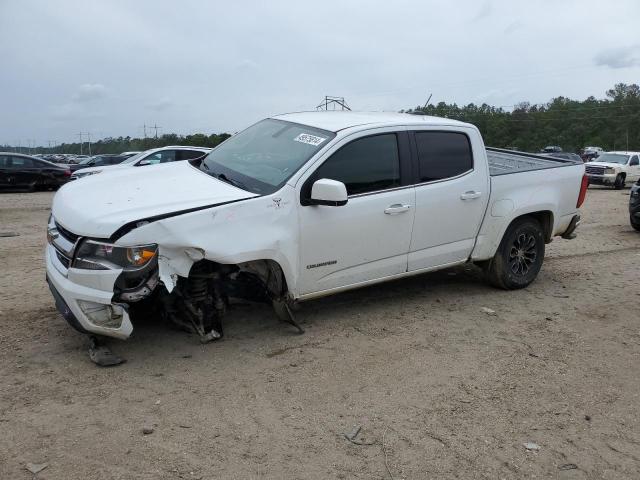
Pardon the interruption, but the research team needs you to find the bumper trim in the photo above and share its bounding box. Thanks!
[47,276,90,334]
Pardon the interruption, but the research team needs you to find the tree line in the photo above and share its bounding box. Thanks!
[401,83,640,153]
[2,132,231,156]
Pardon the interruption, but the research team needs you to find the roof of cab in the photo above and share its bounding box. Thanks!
[271,111,470,133]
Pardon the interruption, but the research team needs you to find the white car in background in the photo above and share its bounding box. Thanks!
[584,151,640,189]
[71,146,211,180]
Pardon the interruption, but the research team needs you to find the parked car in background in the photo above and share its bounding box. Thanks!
[630,179,640,231]
[70,154,131,172]
[70,146,211,180]
[585,151,640,189]
[541,146,563,153]
[542,152,582,162]
[120,151,141,157]
[582,146,603,162]
[0,153,70,191]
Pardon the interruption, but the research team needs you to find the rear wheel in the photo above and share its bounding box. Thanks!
[486,217,545,290]
[631,215,640,232]
[614,174,625,190]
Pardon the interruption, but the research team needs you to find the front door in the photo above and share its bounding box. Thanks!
[298,132,415,295]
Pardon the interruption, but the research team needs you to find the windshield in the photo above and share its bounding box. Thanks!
[596,153,629,164]
[200,119,335,194]
[79,157,94,165]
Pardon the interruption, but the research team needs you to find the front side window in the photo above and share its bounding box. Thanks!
[0,155,9,167]
[630,156,639,166]
[310,134,400,196]
[414,131,473,182]
[142,150,176,165]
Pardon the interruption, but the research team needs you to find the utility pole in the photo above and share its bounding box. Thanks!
[423,93,433,110]
[626,127,629,151]
[86,132,92,156]
[77,133,84,155]
[152,124,161,139]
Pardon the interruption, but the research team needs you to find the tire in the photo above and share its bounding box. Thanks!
[486,217,545,290]
[614,174,625,190]
[631,216,640,232]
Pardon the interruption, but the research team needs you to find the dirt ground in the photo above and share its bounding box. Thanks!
[0,186,639,479]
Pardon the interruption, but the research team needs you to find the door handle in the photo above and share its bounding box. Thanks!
[384,204,412,215]
[460,191,482,200]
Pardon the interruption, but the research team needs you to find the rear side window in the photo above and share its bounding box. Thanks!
[10,156,34,167]
[414,131,473,182]
[311,134,400,196]
[178,150,207,161]
[0,155,9,167]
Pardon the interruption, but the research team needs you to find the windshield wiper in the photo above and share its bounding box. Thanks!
[216,172,247,190]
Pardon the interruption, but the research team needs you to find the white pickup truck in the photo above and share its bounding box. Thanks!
[584,151,640,189]
[45,112,587,348]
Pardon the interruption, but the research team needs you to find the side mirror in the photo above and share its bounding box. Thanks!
[310,179,348,206]
[137,159,151,166]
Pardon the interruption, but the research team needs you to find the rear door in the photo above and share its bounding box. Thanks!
[8,156,36,187]
[298,130,415,295]
[408,129,490,271]
[0,155,9,186]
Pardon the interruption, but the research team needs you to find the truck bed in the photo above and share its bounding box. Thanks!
[486,148,579,176]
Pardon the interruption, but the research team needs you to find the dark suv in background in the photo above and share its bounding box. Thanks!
[630,180,640,231]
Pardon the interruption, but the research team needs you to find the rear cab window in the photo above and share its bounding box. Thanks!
[413,131,473,182]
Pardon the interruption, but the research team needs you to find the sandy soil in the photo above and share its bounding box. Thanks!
[0,186,639,479]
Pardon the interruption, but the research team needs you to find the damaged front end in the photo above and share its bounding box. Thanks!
[153,258,301,342]
[107,243,300,342]
[48,217,300,345]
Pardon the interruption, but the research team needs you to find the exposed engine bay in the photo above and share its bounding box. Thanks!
[113,258,302,343]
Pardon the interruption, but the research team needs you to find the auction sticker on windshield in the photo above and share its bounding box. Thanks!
[294,133,326,146]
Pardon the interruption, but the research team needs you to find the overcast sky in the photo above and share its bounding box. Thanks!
[1,0,639,146]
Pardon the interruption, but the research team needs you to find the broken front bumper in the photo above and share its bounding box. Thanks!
[45,244,134,339]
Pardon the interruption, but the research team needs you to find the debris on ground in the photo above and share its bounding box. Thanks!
[343,425,376,445]
[558,463,578,470]
[0,232,20,238]
[142,426,155,435]
[523,442,541,451]
[88,337,125,367]
[25,462,48,474]
[480,307,497,316]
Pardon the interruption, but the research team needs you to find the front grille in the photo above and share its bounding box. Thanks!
[55,250,70,268]
[55,222,79,243]
[585,165,605,175]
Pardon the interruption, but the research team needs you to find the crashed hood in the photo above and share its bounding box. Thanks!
[52,161,257,238]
